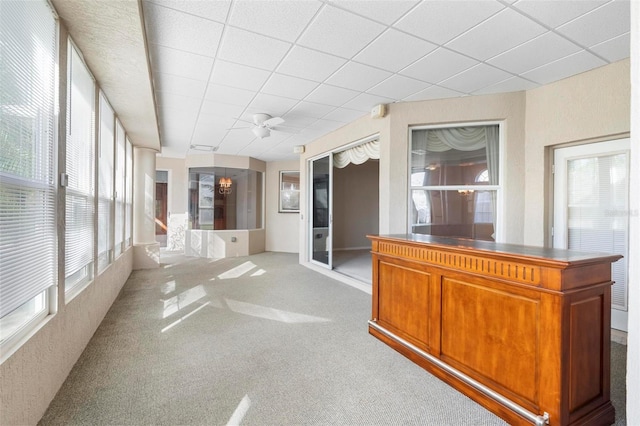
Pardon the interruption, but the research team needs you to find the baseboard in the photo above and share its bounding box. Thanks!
[611,329,627,345]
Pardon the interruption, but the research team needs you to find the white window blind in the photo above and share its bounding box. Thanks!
[65,42,95,291]
[125,138,133,247]
[114,120,125,257]
[98,93,114,271]
[0,0,57,319]
[567,153,629,310]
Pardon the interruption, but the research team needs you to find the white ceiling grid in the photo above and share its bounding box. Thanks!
[142,0,631,161]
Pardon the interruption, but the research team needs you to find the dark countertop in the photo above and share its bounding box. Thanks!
[368,234,622,265]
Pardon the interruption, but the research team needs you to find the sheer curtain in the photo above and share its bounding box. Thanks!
[334,139,379,168]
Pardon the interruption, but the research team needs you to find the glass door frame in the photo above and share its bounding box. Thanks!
[308,154,333,269]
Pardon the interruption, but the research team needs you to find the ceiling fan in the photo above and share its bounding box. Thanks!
[230,113,288,139]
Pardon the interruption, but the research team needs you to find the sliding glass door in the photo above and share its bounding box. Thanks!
[310,155,332,268]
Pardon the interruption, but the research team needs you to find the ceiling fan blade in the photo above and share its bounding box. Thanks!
[263,116,284,127]
[226,126,251,130]
[272,126,299,134]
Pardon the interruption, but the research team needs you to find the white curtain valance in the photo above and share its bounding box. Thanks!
[414,127,488,152]
[334,139,379,168]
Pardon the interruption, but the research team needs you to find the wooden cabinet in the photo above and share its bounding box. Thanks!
[368,234,621,426]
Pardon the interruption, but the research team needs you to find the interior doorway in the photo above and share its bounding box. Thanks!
[332,159,379,283]
[307,136,380,284]
[155,170,168,248]
[553,138,630,331]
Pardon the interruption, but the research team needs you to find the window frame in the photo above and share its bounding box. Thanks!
[0,0,59,356]
[408,121,504,242]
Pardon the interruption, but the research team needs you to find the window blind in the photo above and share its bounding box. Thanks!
[65,42,95,291]
[97,93,114,271]
[0,0,57,318]
[114,120,125,256]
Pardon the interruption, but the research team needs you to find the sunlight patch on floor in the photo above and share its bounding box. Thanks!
[162,285,207,318]
[224,298,331,323]
[161,280,176,295]
[218,261,257,279]
[250,269,266,276]
[161,302,211,333]
[226,394,251,426]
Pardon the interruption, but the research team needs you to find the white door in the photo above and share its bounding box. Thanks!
[553,139,630,331]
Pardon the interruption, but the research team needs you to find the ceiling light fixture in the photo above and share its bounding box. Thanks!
[252,126,270,139]
[219,169,232,195]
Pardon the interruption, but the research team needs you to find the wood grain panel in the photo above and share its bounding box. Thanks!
[378,260,430,348]
[569,296,603,411]
[441,277,540,406]
[377,241,542,286]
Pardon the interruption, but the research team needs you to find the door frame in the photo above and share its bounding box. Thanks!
[552,138,630,331]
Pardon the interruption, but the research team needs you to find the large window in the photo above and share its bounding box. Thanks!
[409,125,500,241]
[188,167,263,230]
[65,42,95,293]
[114,120,125,257]
[0,0,57,344]
[125,138,133,247]
[97,93,114,271]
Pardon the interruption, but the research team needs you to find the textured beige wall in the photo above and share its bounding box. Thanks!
[523,59,631,246]
[0,249,133,426]
[266,160,300,253]
[156,156,187,216]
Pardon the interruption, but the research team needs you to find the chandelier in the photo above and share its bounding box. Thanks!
[219,176,232,195]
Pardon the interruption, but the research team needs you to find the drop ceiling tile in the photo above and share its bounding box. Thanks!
[400,48,478,84]
[511,0,608,29]
[143,2,223,57]
[277,46,347,82]
[367,75,431,100]
[218,27,291,71]
[281,113,318,128]
[333,0,419,25]
[590,32,630,62]
[209,60,271,91]
[228,0,322,42]
[403,85,465,102]
[472,76,539,95]
[288,101,336,118]
[325,62,392,91]
[262,73,319,100]
[395,1,504,45]
[156,92,202,115]
[191,115,236,145]
[446,8,546,61]
[200,100,246,118]
[353,29,437,73]
[342,92,395,112]
[308,119,344,131]
[439,63,513,93]
[304,84,360,107]
[487,32,582,74]
[154,72,207,98]
[521,50,607,85]
[297,5,386,58]
[556,1,630,48]
[150,45,213,81]
[146,0,231,23]
[249,93,300,117]
[204,84,256,107]
[322,107,366,123]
